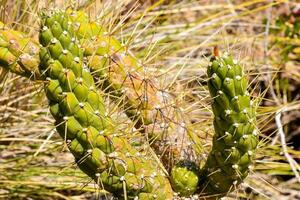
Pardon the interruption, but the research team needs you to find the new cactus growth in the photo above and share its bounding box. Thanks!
[170,160,199,196]
[38,10,173,199]
[199,51,258,195]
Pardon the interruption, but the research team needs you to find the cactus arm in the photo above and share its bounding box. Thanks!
[39,10,173,199]
[0,11,203,197]
[199,53,258,195]
[0,23,40,79]
[78,21,203,170]
[0,14,201,196]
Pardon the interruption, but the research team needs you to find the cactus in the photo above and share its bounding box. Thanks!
[0,10,101,80]
[0,9,260,199]
[0,15,193,169]
[199,51,258,195]
[0,22,40,79]
[170,160,199,196]
[38,10,173,199]
[76,17,198,170]
[84,36,186,164]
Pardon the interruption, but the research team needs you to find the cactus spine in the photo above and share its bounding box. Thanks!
[39,10,172,199]
[199,52,258,194]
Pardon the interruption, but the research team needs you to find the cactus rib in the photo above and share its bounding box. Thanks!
[39,10,173,200]
[199,52,258,195]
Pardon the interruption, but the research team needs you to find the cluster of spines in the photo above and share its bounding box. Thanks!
[39,10,172,200]
[199,52,258,194]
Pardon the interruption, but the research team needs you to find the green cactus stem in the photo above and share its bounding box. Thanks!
[39,10,173,200]
[0,22,40,79]
[77,17,199,170]
[0,17,194,171]
[0,13,202,192]
[199,52,258,195]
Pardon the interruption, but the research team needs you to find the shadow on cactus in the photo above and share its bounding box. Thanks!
[0,9,259,200]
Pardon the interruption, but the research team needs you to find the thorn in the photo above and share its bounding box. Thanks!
[212,73,218,79]
[100,41,107,47]
[74,57,80,63]
[79,102,84,108]
[99,130,104,135]
[225,109,232,116]
[233,123,239,127]
[252,130,258,136]
[50,38,57,44]
[87,149,92,153]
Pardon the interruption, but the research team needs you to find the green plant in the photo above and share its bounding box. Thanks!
[272,9,300,61]
[200,51,258,194]
[38,10,173,200]
[0,22,40,79]
[0,9,259,199]
[0,11,195,170]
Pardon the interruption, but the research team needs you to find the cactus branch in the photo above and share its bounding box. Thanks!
[199,52,258,195]
[38,10,173,199]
